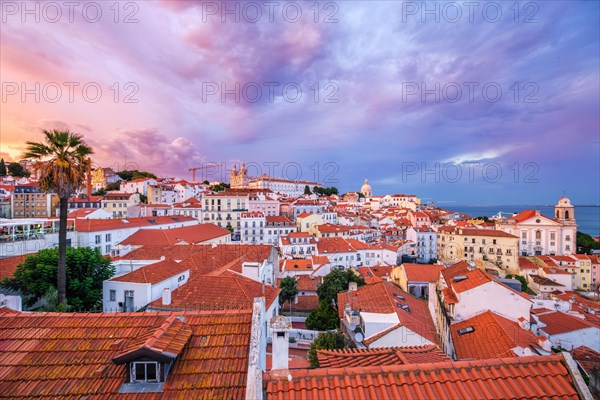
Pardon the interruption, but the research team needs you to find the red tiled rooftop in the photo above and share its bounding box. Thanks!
[110,259,188,284]
[402,263,445,283]
[0,309,253,399]
[0,254,27,280]
[450,269,493,293]
[451,311,542,360]
[118,223,230,246]
[265,355,579,400]
[537,311,596,335]
[317,344,450,368]
[281,259,313,271]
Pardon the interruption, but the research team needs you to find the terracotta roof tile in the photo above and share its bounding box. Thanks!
[110,259,188,284]
[0,254,27,280]
[402,263,445,283]
[265,355,579,399]
[0,309,252,399]
[317,345,450,368]
[537,311,596,335]
[451,311,543,360]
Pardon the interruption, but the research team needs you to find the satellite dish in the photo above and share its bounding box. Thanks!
[348,323,356,331]
[355,332,364,342]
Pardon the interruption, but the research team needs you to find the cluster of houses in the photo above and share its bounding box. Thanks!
[0,167,599,398]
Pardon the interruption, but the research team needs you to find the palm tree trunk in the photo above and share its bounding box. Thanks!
[57,197,68,305]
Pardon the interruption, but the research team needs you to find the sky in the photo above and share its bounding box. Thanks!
[0,0,599,205]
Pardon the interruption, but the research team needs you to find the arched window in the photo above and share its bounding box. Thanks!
[565,210,569,219]
[556,210,560,219]
[535,231,541,240]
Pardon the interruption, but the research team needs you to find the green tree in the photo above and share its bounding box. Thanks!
[105,181,121,191]
[279,276,299,307]
[1,247,114,311]
[307,331,352,367]
[304,185,312,195]
[23,130,93,305]
[116,170,157,181]
[577,231,600,254]
[7,162,30,177]
[0,158,6,176]
[306,301,340,331]
[317,267,365,308]
[313,187,339,196]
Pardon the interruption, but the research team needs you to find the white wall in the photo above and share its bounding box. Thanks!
[454,282,531,322]
[103,281,150,312]
[543,328,600,352]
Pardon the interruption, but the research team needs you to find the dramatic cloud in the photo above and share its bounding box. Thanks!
[0,1,598,204]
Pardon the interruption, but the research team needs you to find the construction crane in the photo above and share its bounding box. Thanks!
[188,165,218,182]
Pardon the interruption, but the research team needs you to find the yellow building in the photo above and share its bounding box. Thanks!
[11,184,58,218]
[437,227,519,273]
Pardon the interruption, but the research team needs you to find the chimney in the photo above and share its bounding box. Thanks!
[348,282,358,292]
[270,315,292,370]
[538,336,552,352]
[162,288,171,305]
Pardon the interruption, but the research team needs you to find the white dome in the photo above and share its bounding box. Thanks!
[360,179,372,196]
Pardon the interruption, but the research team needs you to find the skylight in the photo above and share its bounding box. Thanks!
[393,293,405,300]
[457,326,475,335]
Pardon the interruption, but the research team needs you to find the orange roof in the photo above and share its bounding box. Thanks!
[148,271,280,312]
[513,209,537,222]
[265,355,579,399]
[110,259,188,284]
[440,261,471,283]
[118,224,230,246]
[67,208,102,218]
[519,256,539,270]
[0,254,27,280]
[450,269,493,293]
[113,314,192,363]
[317,344,450,368]
[296,275,318,291]
[402,263,445,283]
[537,311,596,335]
[451,311,542,360]
[459,228,518,238]
[75,216,196,232]
[0,309,253,399]
[281,259,314,271]
[571,346,600,375]
[283,295,320,312]
[317,237,356,253]
[338,282,438,343]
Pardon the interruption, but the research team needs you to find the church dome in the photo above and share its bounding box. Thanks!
[360,179,372,197]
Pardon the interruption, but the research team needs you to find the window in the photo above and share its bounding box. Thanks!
[95,235,101,244]
[106,233,112,242]
[131,361,159,383]
[105,245,111,253]
[178,275,185,282]
[109,290,116,301]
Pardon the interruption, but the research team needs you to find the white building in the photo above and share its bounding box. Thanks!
[496,196,577,256]
[120,178,157,197]
[248,175,322,197]
[265,215,296,246]
[533,310,600,352]
[406,226,437,263]
[240,212,266,244]
[103,259,189,312]
[279,232,317,259]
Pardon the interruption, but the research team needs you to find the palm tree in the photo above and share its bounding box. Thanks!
[23,130,93,306]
